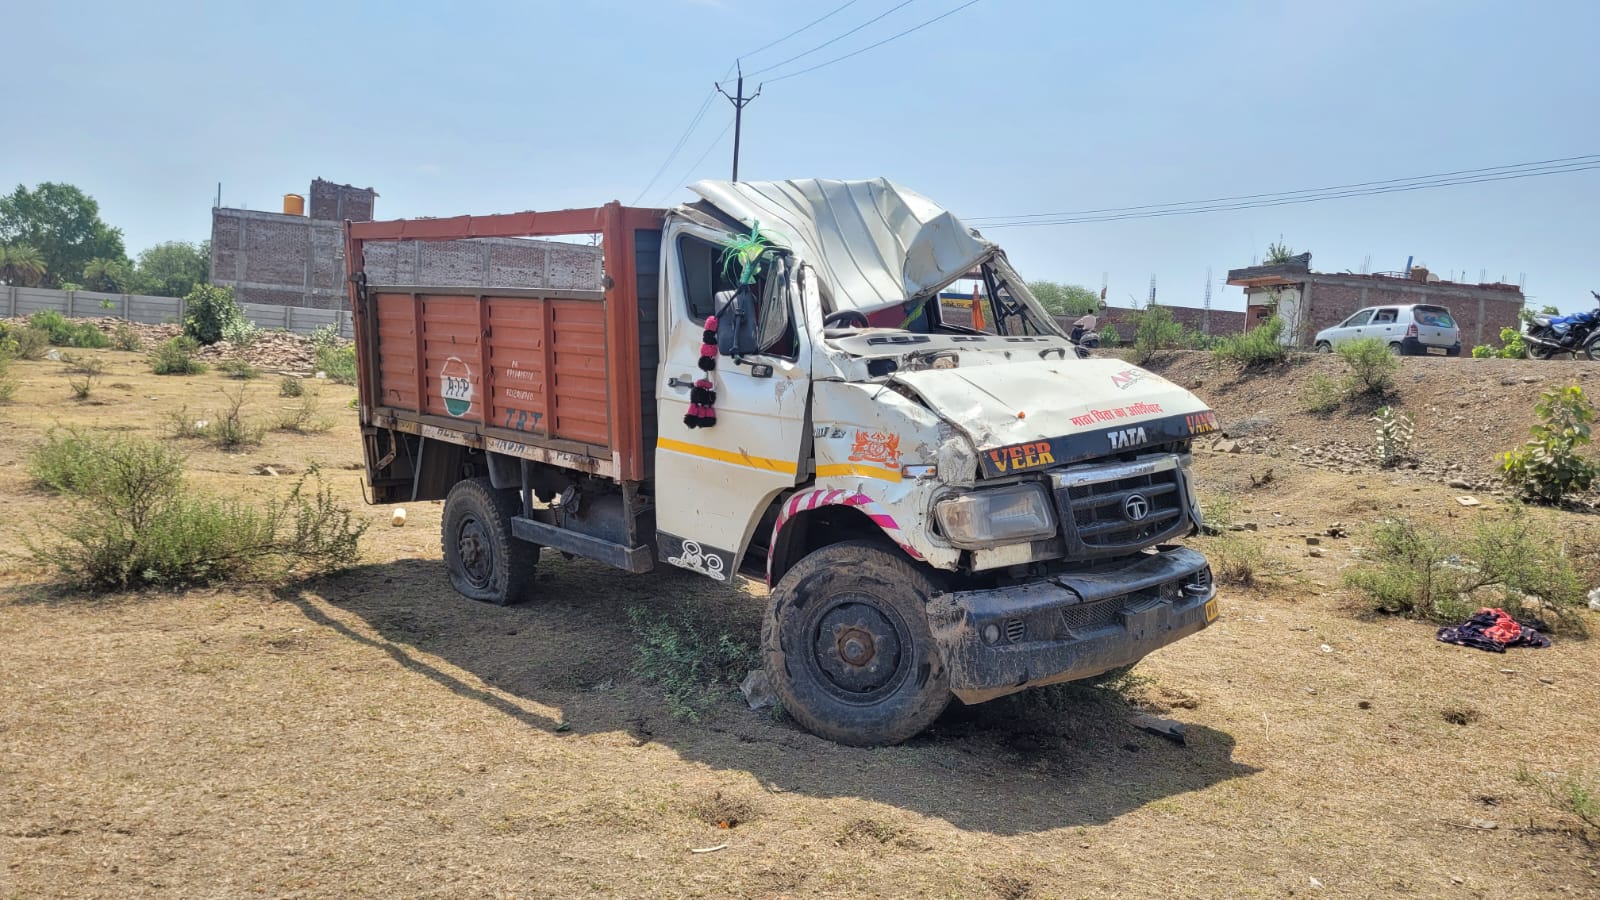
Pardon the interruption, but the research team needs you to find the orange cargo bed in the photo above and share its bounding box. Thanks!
[347,204,664,483]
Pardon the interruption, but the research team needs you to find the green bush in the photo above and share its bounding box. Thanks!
[182,283,243,345]
[1345,510,1588,632]
[1130,306,1185,364]
[111,323,143,352]
[221,317,260,349]
[1212,316,1289,367]
[150,336,207,375]
[279,376,305,398]
[27,310,107,348]
[627,605,759,720]
[207,385,264,450]
[1471,344,1495,359]
[1498,385,1599,502]
[309,323,343,350]
[1498,326,1528,358]
[1099,323,1121,347]
[1338,337,1398,396]
[218,358,261,380]
[1372,406,1414,467]
[274,391,333,434]
[33,440,366,592]
[0,357,15,403]
[315,342,357,385]
[28,429,185,505]
[15,326,51,360]
[1301,374,1342,414]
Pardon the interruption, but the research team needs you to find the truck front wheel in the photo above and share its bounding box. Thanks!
[441,477,538,605]
[762,541,950,746]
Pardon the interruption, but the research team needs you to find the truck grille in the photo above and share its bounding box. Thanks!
[1051,455,1191,558]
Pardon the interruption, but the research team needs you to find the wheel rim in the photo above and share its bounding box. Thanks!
[806,597,911,703]
[1587,344,1600,361]
[456,514,495,589]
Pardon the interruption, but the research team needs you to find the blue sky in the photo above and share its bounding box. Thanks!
[6,0,1597,311]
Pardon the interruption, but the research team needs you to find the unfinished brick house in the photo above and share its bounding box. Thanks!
[1226,254,1526,348]
[210,178,601,309]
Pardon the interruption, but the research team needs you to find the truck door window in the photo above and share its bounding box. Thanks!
[677,232,794,357]
[677,234,726,322]
[1343,310,1373,327]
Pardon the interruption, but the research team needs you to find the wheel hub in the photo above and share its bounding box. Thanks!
[814,602,902,695]
[457,516,493,587]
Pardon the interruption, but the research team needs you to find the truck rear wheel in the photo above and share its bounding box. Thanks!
[441,477,538,605]
[762,540,950,747]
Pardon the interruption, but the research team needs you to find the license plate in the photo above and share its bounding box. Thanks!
[1204,598,1219,623]
[1427,347,1447,355]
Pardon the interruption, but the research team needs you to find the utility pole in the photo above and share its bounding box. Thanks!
[716,63,762,181]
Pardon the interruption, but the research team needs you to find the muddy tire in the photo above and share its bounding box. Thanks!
[1314,341,1332,354]
[1526,343,1554,360]
[441,477,538,605]
[762,540,950,747]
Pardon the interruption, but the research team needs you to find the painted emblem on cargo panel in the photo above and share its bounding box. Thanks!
[441,357,473,417]
[847,430,901,466]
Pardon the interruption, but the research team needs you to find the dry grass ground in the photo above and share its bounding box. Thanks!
[2,347,1598,898]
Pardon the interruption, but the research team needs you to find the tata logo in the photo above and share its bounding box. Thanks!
[1123,493,1151,522]
[1108,426,1148,450]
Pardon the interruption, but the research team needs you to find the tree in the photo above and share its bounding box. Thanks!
[1265,241,1297,264]
[0,183,126,288]
[81,257,135,293]
[0,243,47,286]
[1028,280,1101,316]
[133,240,210,298]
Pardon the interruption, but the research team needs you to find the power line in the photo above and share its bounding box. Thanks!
[967,153,1600,223]
[743,0,919,79]
[655,120,735,207]
[975,160,1600,228]
[766,0,986,84]
[735,0,863,65]
[631,88,720,205]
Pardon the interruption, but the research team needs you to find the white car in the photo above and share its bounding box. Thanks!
[1313,304,1461,356]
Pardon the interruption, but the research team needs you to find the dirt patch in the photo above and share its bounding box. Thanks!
[1148,349,1600,497]
[1,349,1598,896]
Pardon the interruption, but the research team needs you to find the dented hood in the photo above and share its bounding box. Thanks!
[688,177,992,314]
[891,359,1218,477]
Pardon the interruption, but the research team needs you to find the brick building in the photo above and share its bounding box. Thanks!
[210,178,602,309]
[1094,304,1248,338]
[1226,255,1526,348]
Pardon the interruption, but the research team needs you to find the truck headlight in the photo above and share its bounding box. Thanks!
[935,484,1056,549]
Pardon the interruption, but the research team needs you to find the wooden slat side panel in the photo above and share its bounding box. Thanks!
[484,297,550,436]
[549,299,610,446]
[375,293,419,411]
[420,295,485,422]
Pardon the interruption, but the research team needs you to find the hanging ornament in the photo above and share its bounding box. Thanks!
[684,314,719,428]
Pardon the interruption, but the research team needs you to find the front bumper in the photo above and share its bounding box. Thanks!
[925,546,1216,704]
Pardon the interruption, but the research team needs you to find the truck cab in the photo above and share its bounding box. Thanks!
[346,178,1219,746]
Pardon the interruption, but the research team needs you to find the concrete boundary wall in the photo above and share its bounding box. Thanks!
[2,285,354,339]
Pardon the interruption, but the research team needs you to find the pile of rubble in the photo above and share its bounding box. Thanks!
[45,317,334,374]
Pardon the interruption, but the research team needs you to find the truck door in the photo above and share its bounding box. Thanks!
[653,224,811,581]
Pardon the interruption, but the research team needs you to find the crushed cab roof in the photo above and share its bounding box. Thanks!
[687,177,993,314]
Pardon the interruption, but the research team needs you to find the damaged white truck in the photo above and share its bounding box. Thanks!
[346,178,1221,746]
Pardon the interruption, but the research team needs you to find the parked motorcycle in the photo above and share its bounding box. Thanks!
[1069,314,1101,358]
[1523,292,1600,360]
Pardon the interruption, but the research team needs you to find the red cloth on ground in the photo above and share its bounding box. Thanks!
[1478,608,1521,644]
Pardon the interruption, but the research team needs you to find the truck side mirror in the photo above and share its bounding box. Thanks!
[714,287,759,357]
